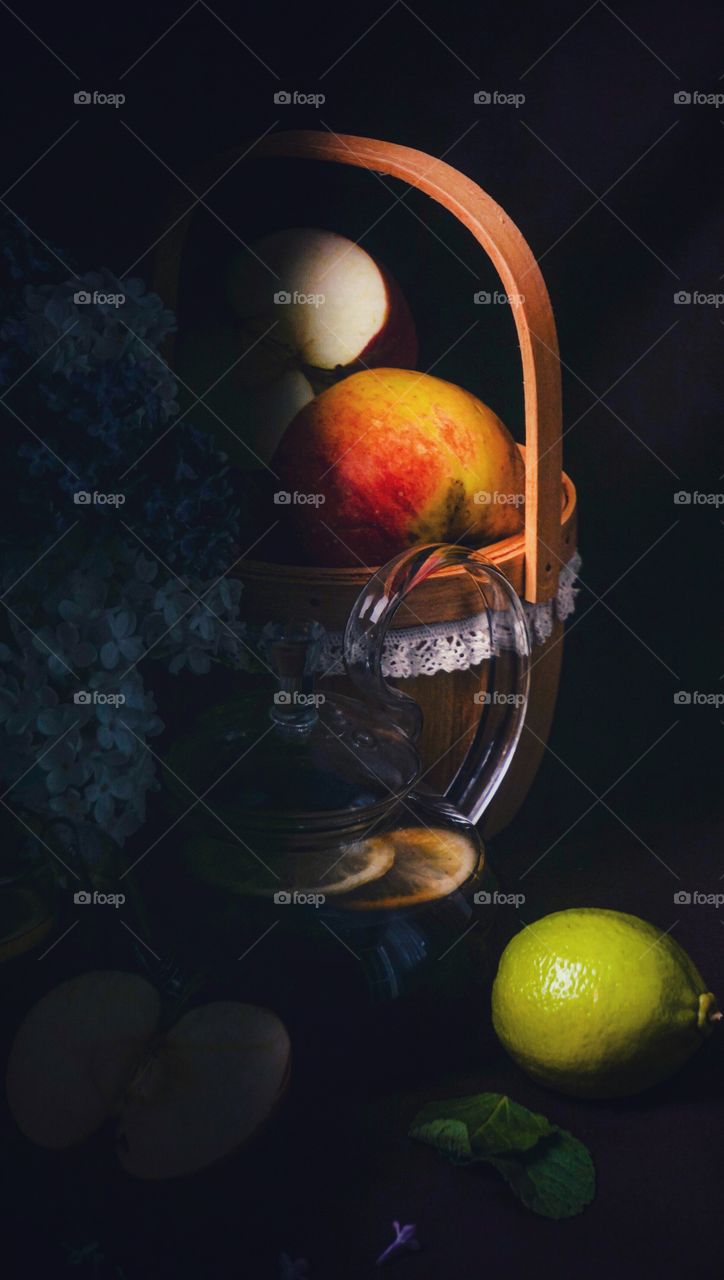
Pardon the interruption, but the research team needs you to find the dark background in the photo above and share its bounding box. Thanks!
[1,1,723,1277]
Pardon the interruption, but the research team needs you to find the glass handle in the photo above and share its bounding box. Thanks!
[343,543,530,825]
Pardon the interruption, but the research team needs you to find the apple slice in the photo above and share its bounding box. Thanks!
[116,1002,291,1179]
[227,228,418,376]
[6,971,160,1149]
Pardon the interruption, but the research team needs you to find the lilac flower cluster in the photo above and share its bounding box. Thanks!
[0,216,247,848]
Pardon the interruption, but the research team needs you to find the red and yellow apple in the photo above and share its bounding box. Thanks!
[272,368,525,567]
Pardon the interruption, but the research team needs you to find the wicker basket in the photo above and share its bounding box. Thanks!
[152,130,577,837]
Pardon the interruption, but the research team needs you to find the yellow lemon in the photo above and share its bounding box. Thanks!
[491,909,719,1097]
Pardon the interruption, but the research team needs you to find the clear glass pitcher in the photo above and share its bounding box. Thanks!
[161,543,530,1063]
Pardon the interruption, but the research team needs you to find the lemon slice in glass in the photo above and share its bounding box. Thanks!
[341,826,479,911]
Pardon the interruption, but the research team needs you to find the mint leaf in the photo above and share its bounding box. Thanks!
[471,1094,555,1156]
[410,1093,554,1158]
[489,1130,595,1219]
[409,1093,595,1219]
[407,1117,474,1163]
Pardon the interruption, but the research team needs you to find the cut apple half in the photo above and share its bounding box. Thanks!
[6,972,291,1179]
[6,971,160,1150]
[117,1002,290,1179]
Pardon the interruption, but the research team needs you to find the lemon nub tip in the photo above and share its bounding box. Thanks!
[697,992,720,1032]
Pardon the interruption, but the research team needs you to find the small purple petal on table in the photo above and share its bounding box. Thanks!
[376,1222,420,1265]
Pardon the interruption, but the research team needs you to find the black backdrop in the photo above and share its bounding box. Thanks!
[1,2,723,1277]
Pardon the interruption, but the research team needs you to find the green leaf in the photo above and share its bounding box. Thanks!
[488,1130,595,1220]
[471,1094,555,1156]
[408,1117,474,1163]
[409,1093,555,1158]
[408,1092,595,1219]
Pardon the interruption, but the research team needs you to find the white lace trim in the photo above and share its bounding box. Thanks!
[241,552,581,681]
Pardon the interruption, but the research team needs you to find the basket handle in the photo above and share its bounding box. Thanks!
[151,130,562,603]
